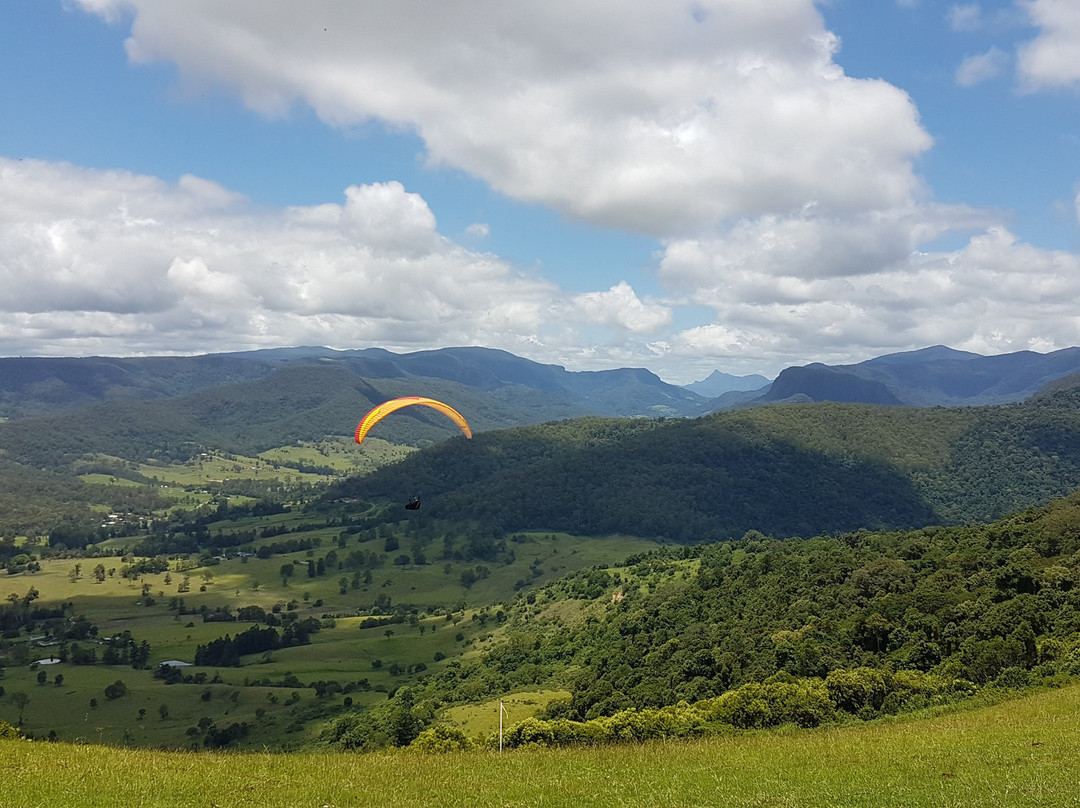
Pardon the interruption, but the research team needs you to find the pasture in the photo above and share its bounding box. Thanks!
[0,530,661,749]
[1,684,1076,807]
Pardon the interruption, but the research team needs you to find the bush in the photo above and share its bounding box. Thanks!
[103,680,127,700]
[700,679,835,729]
[595,705,705,742]
[503,717,557,748]
[409,724,472,753]
[825,668,890,714]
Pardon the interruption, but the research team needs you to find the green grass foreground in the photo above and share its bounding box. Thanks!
[2,686,1078,808]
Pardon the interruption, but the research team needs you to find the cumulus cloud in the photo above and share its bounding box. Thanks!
[1017,0,1080,89]
[20,0,1077,383]
[562,282,671,334]
[1,158,620,356]
[648,220,1080,377]
[77,0,931,236]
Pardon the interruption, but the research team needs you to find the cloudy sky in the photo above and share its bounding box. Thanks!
[1,0,1078,383]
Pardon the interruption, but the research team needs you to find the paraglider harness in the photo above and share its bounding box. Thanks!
[405,496,421,510]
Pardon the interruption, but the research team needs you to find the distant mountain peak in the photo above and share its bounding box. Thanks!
[683,369,770,397]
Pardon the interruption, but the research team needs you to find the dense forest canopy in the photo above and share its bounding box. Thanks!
[327,386,1080,540]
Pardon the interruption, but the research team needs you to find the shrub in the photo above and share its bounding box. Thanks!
[595,705,706,742]
[409,724,472,753]
[700,679,835,729]
[825,668,890,714]
[503,717,556,748]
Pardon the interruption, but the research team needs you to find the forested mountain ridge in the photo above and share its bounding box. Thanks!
[325,383,1080,540]
[762,345,1080,407]
[8,343,1080,426]
[0,346,712,421]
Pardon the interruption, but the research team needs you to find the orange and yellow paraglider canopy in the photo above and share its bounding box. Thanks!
[354,396,472,445]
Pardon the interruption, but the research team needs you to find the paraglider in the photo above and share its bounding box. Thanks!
[353,396,471,512]
[353,396,472,445]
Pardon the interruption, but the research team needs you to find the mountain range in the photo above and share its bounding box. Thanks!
[5,344,1080,425]
[759,345,1080,407]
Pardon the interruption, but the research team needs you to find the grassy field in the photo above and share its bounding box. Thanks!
[1,685,1077,807]
[0,530,662,749]
[444,690,572,736]
[75,439,411,520]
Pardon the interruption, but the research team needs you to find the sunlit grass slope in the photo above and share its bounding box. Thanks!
[2,685,1077,808]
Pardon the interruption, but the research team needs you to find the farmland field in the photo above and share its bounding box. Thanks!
[0,530,662,749]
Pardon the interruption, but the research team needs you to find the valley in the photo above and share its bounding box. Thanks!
[1,345,1079,807]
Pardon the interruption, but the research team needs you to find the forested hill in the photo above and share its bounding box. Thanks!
[328,487,1080,751]
[324,384,1080,541]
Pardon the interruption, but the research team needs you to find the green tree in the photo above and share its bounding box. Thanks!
[8,692,30,726]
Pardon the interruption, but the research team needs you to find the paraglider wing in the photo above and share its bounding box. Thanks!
[354,396,473,445]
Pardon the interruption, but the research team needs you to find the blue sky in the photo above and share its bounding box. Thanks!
[1,0,1078,383]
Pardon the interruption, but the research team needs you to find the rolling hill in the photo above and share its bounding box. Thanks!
[6,342,1080,543]
[324,382,1080,540]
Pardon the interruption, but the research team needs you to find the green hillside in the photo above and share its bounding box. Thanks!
[329,386,1080,540]
[2,684,1077,807]
[297,487,1079,754]
[3,483,1077,755]
[6,365,1080,545]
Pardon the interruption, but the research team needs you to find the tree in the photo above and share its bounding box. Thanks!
[158,703,169,720]
[104,680,127,700]
[280,563,294,586]
[8,692,30,726]
[93,564,106,583]
[36,671,47,686]
[53,673,64,688]
[387,687,421,747]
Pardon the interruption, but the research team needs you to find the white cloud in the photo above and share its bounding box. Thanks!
[562,282,671,334]
[77,0,931,237]
[1017,0,1080,89]
[956,47,1010,86]
[14,0,1077,384]
[0,158,559,351]
[5,158,1080,382]
[650,220,1080,377]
